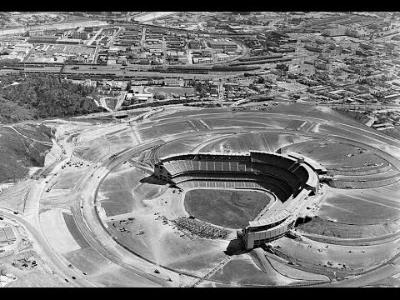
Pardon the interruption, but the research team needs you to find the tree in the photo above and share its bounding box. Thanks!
[249,84,259,92]
[126,81,132,92]
[0,58,20,67]
[276,63,289,72]
[153,92,167,100]
[0,74,100,122]
[255,76,265,84]
[194,81,211,98]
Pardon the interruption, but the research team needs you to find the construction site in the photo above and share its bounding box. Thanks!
[0,102,400,287]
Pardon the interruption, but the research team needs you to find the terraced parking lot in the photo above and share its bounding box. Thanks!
[2,103,400,287]
[85,105,400,286]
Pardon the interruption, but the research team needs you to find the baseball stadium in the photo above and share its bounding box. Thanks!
[153,150,322,249]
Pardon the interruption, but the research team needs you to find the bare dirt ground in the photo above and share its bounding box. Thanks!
[1,104,400,286]
[184,189,272,229]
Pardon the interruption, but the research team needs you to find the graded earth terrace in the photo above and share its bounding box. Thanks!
[1,103,399,287]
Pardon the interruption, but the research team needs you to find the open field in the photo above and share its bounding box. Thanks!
[196,132,314,154]
[271,235,400,275]
[184,189,272,229]
[210,255,281,286]
[157,135,221,158]
[6,268,67,287]
[316,187,400,225]
[0,179,35,211]
[139,120,196,141]
[97,165,159,217]
[282,140,388,169]
[40,209,82,254]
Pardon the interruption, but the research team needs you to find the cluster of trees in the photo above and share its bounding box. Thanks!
[0,58,20,67]
[193,81,213,98]
[0,74,101,123]
[0,96,36,123]
[254,76,265,84]
[357,77,374,85]
[153,92,167,100]
[276,63,289,72]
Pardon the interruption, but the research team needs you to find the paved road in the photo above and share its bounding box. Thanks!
[0,129,97,286]
[318,102,400,111]
[69,140,182,286]
[320,261,400,287]
[87,28,103,46]
[0,209,95,287]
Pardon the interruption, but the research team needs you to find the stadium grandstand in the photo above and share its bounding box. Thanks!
[153,151,322,249]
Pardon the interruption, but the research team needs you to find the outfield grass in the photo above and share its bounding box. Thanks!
[184,189,272,229]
